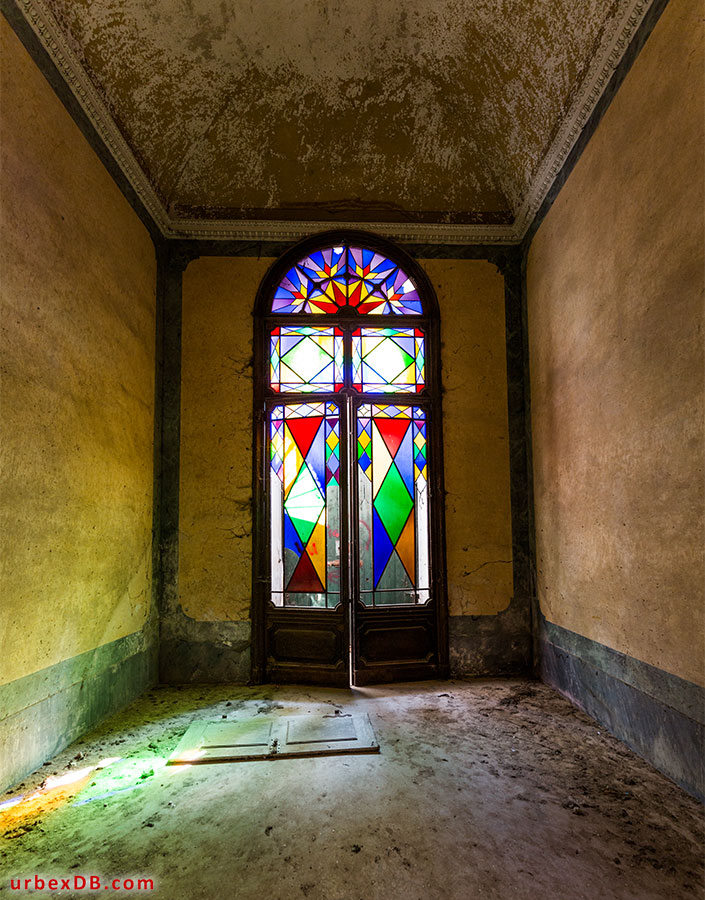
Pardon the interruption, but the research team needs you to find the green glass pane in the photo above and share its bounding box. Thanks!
[376,553,413,592]
[285,464,324,545]
[374,463,412,544]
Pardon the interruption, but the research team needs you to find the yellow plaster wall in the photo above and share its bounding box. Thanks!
[426,259,513,616]
[527,0,704,685]
[0,21,157,685]
[179,256,512,621]
[179,257,270,621]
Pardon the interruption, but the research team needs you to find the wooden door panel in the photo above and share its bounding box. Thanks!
[352,603,440,685]
[168,713,379,764]
[265,608,348,686]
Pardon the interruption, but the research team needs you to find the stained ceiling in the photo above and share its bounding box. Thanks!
[22,0,647,240]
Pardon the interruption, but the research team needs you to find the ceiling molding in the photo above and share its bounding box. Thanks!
[14,0,653,246]
[513,0,654,238]
[162,218,521,246]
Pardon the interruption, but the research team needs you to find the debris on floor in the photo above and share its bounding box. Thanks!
[0,680,702,900]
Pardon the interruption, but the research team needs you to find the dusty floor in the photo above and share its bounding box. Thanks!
[0,679,703,899]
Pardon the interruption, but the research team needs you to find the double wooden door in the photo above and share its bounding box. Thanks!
[258,394,447,686]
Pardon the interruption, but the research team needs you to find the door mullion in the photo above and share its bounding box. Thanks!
[349,396,363,683]
[340,394,355,683]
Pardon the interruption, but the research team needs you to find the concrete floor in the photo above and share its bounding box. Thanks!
[1,679,703,899]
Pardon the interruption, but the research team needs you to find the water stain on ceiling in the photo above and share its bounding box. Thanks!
[44,0,624,226]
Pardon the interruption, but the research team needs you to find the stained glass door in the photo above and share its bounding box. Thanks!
[256,236,448,686]
[264,398,349,685]
[350,400,440,685]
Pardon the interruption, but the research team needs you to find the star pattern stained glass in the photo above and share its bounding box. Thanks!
[270,403,340,608]
[357,404,430,606]
[352,327,425,393]
[270,326,344,392]
[271,245,423,315]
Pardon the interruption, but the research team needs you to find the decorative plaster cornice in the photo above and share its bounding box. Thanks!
[13,0,653,246]
[513,0,654,238]
[163,218,520,246]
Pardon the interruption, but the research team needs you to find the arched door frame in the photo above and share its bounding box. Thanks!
[250,229,449,684]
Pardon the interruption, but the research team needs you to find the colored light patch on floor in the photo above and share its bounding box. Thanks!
[0,758,122,835]
[69,757,175,807]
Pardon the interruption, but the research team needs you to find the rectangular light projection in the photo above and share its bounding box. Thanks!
[270,326,344,392]
[357,404,430,606]
[270,402,340,608]
[352,327,425,393]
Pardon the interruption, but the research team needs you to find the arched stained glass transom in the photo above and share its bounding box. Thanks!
[271,244,424,315]
[253,232,447,686]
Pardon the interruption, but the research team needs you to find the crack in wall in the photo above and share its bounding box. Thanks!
[461,559,513,578]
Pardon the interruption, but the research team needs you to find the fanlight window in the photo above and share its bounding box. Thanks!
[272,245,423,315]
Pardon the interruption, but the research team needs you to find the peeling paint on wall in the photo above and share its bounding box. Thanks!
[178,256,265,623]
[431,259,513,617]
[44,0,624,222]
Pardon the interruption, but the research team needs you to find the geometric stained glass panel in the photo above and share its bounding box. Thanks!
[346,247,423,315]
[270,326,344,393]
[270,402,340,608]
[271,245,423,316]
[357,404,430,606]
[352,327,425,393]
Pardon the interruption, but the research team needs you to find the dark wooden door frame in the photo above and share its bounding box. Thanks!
[250,229,449,685]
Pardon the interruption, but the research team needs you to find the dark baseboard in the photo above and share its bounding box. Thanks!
[159,619,251,684]
[449,602,532,678]
[540,617,704,802]
[160,610,530,683]
[0,624,158,793]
